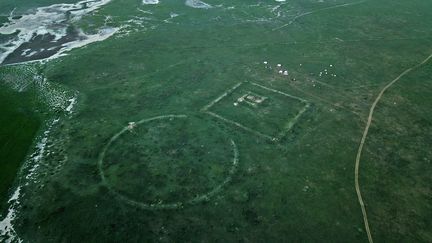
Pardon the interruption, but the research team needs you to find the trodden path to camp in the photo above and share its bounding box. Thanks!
[272,0,367,31]
[355,52,432,243]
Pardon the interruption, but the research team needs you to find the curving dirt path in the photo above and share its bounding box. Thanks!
[355,53,432,243]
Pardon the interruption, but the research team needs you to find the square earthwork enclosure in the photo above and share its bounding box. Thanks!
[202,82,310,141]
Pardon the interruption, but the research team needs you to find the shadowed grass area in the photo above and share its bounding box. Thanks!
[0,89,40,213]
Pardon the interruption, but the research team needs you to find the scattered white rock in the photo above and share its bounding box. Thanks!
[283,70,288,75]
[65,96,77,113]
[143,0,159,4]
[127,122,137,130]
[0,0,118,65]
[277,63,282,67]
[0,186,22,243]
[185,0,213,9]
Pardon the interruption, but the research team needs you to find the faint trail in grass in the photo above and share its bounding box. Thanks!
[287,82,362,117]
[343,84,382,89]
[57,35,432,56]
[87,60,188,91]
[355,52,432,243]
[272,0,367,31]
[307,78,370,107]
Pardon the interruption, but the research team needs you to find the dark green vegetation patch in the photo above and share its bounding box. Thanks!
[0,89,40,213]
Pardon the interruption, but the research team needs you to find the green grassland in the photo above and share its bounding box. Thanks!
[1,0,432,242]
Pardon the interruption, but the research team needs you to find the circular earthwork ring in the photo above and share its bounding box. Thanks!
[98,114,239,210]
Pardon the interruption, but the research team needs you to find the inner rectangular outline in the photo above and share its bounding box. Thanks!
[201,81,311,142]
